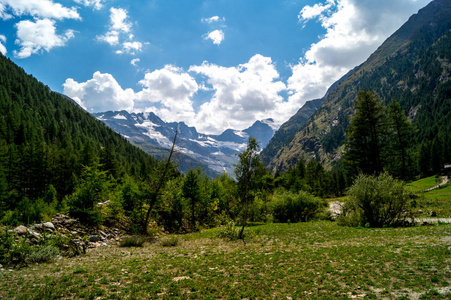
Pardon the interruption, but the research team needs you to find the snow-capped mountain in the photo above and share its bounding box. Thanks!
[93,111,277,175]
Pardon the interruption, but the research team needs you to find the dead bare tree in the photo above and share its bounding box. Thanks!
[142,129,178,234]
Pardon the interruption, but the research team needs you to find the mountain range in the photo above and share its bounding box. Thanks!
[92,110,279,175]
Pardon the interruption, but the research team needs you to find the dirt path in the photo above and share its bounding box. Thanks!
[424,176,449,192]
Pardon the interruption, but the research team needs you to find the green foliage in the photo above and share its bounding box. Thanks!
[345,90,387,175]
[338,173,413,227]
[217,219,241,241]
[68,166,109,225]
[27,245,61,264]
[271,190,327,223]
[386,100,416,180]
[119,236,147,247]
[182,168,201,229]
[234,137,266,239]
[160,237,179,247]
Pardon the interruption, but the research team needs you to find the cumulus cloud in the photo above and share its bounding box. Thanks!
[73,0,103,10]
[63,66,198,124]
[122,41,142,54]
[204,29,224,45]
[201,16,225,23]
[287,0,431,109]
[0,35,6,54]
[189,54,286,134]
[0,0,80,20]
[135,65,198,122]
[130,58,140,66]
[63,71,135,112]
[13,18,75,58]
[98,7,143,54]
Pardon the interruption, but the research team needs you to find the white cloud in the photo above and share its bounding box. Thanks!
[0,35,6,54]
[288,0,431,109]
[109,7,131,33]
[0,0,80,20]
[73,0,103,10]
[299,0,333,22]
[135,65,198,123]
[98,7,143,54]
[0,3,13,20]
[122,41,142,54]
[13,18,75,59]
[201,16,225,23]
[130,58,140,66]
[63,66,199,124]
[189,54,286,134]
[63,71,135,112]
[205,29,224,45]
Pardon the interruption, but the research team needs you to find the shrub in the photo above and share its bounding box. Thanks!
[119,236,146,247]
[270,190,327,223]
[28,245,61,264]
[160,237,179,247]
[217,219,240,240]
[338,172,413,227]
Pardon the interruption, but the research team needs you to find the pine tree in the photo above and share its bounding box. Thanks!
[182,168,201,229]
[386,100,415,179]
[345,90,387,175]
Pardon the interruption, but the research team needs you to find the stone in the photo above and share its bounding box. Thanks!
[14,225,27,235]
[43,222,55,231]
[28,230,41,240]
[89,235,101,242]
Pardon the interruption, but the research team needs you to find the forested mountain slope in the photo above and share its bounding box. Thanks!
[266,0,451,173]
[0,53,159,217]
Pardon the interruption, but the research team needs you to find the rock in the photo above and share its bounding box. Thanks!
[14,225,27,235]
[89,235,101,242]
[28,230,41,240]
[43,222,55,231]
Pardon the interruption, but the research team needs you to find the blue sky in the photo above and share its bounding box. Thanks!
[0,0,431,134]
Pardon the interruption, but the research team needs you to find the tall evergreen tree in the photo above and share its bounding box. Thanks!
[386,100,415,179]
[182,168,201,229]
[345,90,387,175]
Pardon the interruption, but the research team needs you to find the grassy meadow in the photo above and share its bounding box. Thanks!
[1,221,450,299]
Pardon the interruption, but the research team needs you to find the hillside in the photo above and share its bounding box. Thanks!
[0,53,160,219]
[266,0,451,173]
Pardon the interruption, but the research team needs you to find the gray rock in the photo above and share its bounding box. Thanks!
[14,225,27,235]
[43,222,55,230]
[89,235,101,242]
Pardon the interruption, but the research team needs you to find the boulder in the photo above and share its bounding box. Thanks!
[43,222,55,231]
[14,225,27,235]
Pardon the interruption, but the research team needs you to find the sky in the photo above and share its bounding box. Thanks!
[0,0,431,134]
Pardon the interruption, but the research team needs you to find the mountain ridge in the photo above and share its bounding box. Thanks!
[266,0,451,173]
[93,110,278,175]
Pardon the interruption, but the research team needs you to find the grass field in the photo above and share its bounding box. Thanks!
[414,185,451,217]
[406,176,441,192]
[1,222,450,299]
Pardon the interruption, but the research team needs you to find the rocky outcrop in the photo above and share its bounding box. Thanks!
[10,214,124,255]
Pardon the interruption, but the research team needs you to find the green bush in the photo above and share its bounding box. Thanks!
[338,172,413,227]
[119,236,146,247]
[217,219,240,240]
[270,190,327,223]
[160,237,179,247]
[28,245,61,264]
